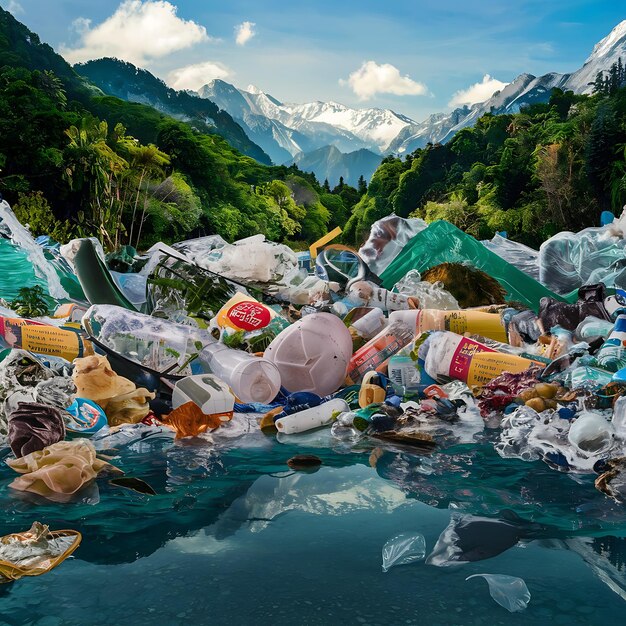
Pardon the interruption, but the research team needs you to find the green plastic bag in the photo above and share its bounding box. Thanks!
[380,221,573,312]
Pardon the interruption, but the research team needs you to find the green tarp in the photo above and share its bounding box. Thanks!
[380,220,575,312]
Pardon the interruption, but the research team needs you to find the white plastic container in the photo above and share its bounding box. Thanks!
[200,342,281,404]
[568,411,615,455]
[275,398,349,434]
[264,313,353,396]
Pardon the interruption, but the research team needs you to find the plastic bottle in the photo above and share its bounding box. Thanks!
[346,320,414,384]
[387,352,421,395]
[199,342,281,404]
[594,315,626,372]
[422,331,542,387]
[83,305,281,404]
[274,398,349,434]
[390,309,508,343]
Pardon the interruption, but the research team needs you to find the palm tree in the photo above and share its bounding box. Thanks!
[63,118,128,249]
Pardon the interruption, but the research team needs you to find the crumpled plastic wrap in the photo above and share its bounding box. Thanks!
[0,522,81,583]
[495,406,625,472]
[482,234,540,281]
[393,270,459,310]
[8,402,66,458]
[359,214,428,276]
[539,211,626,295]
[175,234,300,287]
[7,440,119,501]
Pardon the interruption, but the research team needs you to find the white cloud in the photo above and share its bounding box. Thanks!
[448,74,509,108]
[235,21,255,46]
[60,0,210,66]
[6,0,24,15]
[71,17,92,34]
[167,61,230,91]
[340,61,428,100]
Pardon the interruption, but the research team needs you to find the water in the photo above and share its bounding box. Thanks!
[0,239,83,304]
[0,421,625,625]
[0,201,67,301]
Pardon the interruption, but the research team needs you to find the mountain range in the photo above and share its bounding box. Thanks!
[74,20,626,187]
[75,58,271,165]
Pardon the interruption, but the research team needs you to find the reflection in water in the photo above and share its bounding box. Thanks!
[0,413,626,614]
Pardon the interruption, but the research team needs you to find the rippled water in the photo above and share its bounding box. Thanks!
[0,418,625,625]
[0,238,83,303]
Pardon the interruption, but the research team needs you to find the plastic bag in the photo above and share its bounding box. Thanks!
[381,532,426,572]
[381,221,567,311]
[359,215,428,276]
[465,574,530,612]
[539,215,626,295]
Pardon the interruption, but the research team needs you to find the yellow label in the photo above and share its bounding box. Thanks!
[466,352,539,387]
[1,317,91,362]
[444,311,508,343]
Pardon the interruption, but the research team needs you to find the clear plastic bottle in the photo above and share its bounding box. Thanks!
[83,305,281,404]
[594,315,626,372]
[346,320,414,384]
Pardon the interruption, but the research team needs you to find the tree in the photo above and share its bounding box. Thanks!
[594,71,606,95]
[322,178,331,193]
[357,174,367,196]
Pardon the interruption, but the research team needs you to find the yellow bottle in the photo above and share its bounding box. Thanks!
[390,309,508,343]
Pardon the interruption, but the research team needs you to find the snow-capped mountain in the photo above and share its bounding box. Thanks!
[391,21,626,154]
[198,80,412,162]
[564,19,626,93]
[200,20,626,163]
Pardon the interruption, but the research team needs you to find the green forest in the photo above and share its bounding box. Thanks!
[2,5,626,254]
[0,8,363,251]
[344,64,626,248]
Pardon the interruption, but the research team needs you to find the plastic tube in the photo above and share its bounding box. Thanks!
[275,398,349,434]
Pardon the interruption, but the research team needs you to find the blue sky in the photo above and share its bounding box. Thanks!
[2,0,625,121]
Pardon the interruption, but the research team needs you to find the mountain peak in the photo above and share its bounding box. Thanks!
[589,20,626,61]
[245,84,264,94]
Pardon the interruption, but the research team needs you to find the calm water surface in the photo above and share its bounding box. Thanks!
[0,418,625,625]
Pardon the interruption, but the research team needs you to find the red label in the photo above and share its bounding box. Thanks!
[449,336,494,382]
[226,301,271,331]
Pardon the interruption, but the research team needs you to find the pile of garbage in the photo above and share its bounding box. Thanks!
[5,198,626,586]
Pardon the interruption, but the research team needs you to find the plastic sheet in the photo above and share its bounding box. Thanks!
[358,215,428,276]
[496,406,625,473]
[0,522,81,583]
[482,234,540,281]
[0,201,68,300]
[380,221,568,311]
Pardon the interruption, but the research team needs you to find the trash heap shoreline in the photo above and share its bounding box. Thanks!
[2,198,626,599]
